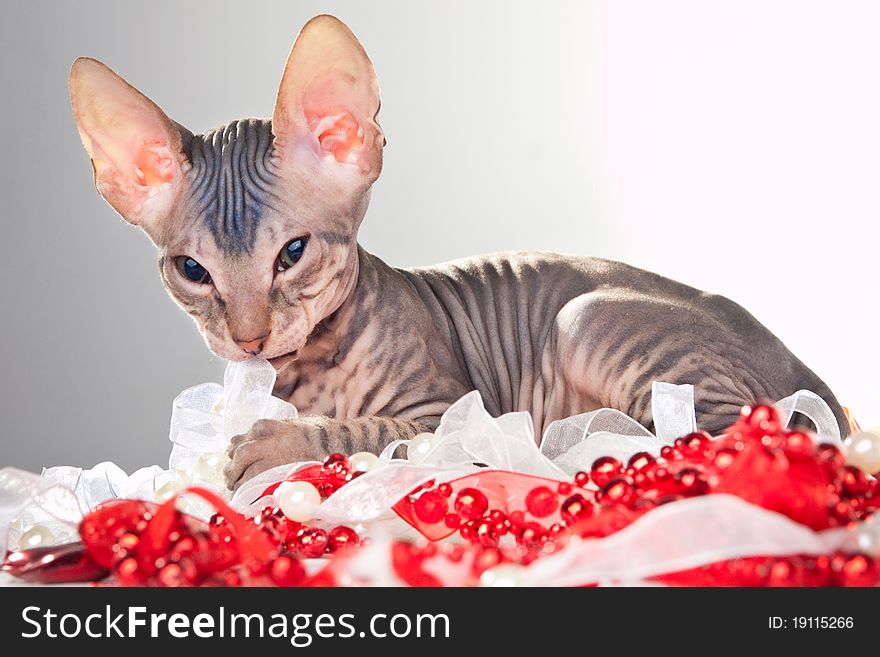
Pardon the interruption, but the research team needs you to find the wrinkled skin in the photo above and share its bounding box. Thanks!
[68,15,848,491]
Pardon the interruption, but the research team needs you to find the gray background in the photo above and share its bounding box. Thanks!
[2,0,878,472]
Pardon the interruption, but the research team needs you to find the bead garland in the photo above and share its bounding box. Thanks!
[4,405,879,587]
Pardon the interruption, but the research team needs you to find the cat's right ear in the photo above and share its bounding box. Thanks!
[68,58,186,234]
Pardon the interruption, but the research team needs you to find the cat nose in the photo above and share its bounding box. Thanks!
[234,335,269,355]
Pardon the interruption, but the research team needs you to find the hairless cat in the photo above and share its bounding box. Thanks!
[68,15,848,491]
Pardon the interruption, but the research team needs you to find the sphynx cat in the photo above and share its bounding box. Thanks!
[67,15,848,491]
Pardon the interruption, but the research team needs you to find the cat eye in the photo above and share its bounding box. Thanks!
[175,256,211,284]
[276,237,308,272]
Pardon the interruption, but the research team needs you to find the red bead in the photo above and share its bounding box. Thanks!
[678,432,713,456]
[437,483,453,498]
[574,471,590,487]
[476,520,499,547]
[838,553,879,587]
[296,528,329,558]
[156,562,184,587]
[830,499,856,525]
[560,493,593,524]
[784,431,814,454]
[327,526,360,553]
[323,452,348,467]
[471,547,503,575]
[414,490,449,524]
[744,404,782,435]
[591,456,622,488]
[627,452,656,472]
[557,482,573,495]
[490,520,508,537]
[597,477,635,506]
[488,509,507,523]
[459,519,481,544]
[270,554,306,586]
[517,522,548,549]
[713,447,738,469]
[508,510,526,530]
[659,445,679,460]
[443,513,461,529]
[118,532,140,552]
[549,522,566,535]
[113,556,142,586]
[454,487,489,520]
[322,453,350,478]
[766,559,795,586]
[525,486,558,518]
[675,467,710,497]
[840,466,871,498]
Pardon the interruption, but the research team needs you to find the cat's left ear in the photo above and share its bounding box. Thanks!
[272,15,384,183]
[68,57,187,233]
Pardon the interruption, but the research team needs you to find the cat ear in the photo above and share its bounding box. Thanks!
[68,57,186,229]
[272,15,384,182]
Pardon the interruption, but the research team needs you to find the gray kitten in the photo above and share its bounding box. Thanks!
[68,15,847,490]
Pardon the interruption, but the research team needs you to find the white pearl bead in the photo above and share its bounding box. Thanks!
[174,469,193,487]
[19,525,55,549]
[480,564,528,587]
[197,450,230,485]
[407,432,435,464]
[844,430,880,474]
[277,481,321,522]
[855,518,880,557]
[154,480,180,504]
[349,451,381,473]
[209,398,227,433]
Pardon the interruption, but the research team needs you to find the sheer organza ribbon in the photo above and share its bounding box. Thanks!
[232,378,841,523]
[0,358,847,575]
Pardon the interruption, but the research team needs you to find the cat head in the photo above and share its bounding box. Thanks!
[68,15,383,367]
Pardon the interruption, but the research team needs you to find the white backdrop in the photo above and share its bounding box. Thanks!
[1,0,877,471]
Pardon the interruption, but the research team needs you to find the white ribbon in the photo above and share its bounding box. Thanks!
[0,356,848,583]
[521,494,851,586]
[168,358,297,478]
[0,468,82,561]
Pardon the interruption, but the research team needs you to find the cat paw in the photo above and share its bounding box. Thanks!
[223,418,324,491]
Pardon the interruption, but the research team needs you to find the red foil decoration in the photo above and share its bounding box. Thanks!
[5,403,879,587]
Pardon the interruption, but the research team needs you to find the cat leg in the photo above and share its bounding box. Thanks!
[547,290,847,437]
[223,416,432,490]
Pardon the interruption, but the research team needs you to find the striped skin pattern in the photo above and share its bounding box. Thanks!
[68,16,848,491]
[184,119,283,256]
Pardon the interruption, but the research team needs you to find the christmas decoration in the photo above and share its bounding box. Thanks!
[1,359,876,587]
